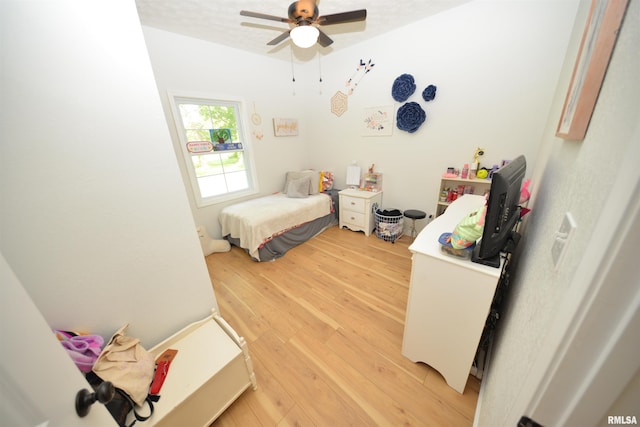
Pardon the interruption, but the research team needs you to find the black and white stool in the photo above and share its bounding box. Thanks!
[403,209,427,240]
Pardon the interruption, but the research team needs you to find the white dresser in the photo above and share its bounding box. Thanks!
[338,189,383,236]
[402,195,502,394]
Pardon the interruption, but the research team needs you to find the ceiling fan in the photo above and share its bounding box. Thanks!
[240,1,367,49]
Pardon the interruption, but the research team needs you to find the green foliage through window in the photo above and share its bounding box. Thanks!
[172,96,254,204]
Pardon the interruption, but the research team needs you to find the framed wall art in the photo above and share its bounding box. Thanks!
[273,118,299,137]
[556,0,629,140]
[361,106,394,136]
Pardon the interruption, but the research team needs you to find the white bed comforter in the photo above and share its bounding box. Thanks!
[219,192,333,260]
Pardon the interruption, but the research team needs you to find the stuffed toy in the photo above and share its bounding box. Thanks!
[196,225,231,256]
[450,203,487,249]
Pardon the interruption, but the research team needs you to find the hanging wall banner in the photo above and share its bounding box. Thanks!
[186,141,213,153]
[213,143,243,151]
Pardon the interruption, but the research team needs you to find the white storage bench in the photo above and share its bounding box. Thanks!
[147,309,257,427]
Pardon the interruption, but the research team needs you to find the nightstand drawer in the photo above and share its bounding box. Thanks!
[343,211,366,227]
[343,196,366,213]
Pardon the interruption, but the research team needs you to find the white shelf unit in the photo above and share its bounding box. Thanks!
[436,177,491,217]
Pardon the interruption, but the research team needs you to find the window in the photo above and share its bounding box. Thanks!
[169,94,257,206]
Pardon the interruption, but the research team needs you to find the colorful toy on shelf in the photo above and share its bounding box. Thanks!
[361,163,382,192]
[471,147,485,179]
[473,147,485,164]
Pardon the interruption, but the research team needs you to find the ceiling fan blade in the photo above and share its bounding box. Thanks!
[317,9,367,25]
[267,30,292,46]
[317,29,333,47]
[240,10,293,24]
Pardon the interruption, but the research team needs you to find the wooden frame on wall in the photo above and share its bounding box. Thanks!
[556,0,629,141]
[273,118,298,137]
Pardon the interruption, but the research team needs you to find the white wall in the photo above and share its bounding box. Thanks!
[476,0,640,424]
[305,0,579,217]
[0,0,217,347]
[143,0,578,239]
[143,27,314,235]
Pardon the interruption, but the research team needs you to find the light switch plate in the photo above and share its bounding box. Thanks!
[552,212,577,270]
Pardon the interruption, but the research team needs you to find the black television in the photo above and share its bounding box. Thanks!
[471,155,526,268]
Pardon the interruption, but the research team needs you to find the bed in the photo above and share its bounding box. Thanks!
[219,170,338,262]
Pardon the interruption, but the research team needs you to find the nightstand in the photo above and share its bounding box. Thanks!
[338,189,383,236]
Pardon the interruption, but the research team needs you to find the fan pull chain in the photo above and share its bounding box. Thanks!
[318,54,323,95]
[290,47,296,96]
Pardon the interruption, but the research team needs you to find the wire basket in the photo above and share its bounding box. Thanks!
[374,208,404,243]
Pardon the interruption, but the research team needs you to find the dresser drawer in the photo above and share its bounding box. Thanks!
[342,210,366,227]
[342,196,366,213]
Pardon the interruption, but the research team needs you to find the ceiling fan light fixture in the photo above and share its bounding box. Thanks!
[290,25,319,48]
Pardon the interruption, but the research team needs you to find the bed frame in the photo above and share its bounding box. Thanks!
[223,190,339,262]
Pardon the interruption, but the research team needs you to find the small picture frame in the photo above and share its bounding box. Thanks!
[273,118,299,137]
[361,106,394,136]
[209,128,231,144]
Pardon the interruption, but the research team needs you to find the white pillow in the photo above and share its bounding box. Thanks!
[286,176,310,198]
[283,170,320,195]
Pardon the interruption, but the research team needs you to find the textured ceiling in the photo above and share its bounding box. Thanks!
[135,0,472,62]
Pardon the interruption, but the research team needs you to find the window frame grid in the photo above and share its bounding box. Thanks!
[168,91,259,207]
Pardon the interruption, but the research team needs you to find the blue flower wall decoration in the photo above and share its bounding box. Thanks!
[422,85,437,102]
[396,102,426,133]
[391,74,416,102]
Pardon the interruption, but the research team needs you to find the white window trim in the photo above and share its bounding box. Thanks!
[167,90,259,207]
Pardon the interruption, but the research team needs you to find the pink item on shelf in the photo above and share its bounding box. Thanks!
[520,179,531,203]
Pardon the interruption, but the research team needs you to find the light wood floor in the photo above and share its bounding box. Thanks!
[206,225,479,427]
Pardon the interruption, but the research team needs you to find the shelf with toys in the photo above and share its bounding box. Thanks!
[436,147,494,217]
[436,177,491,217]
